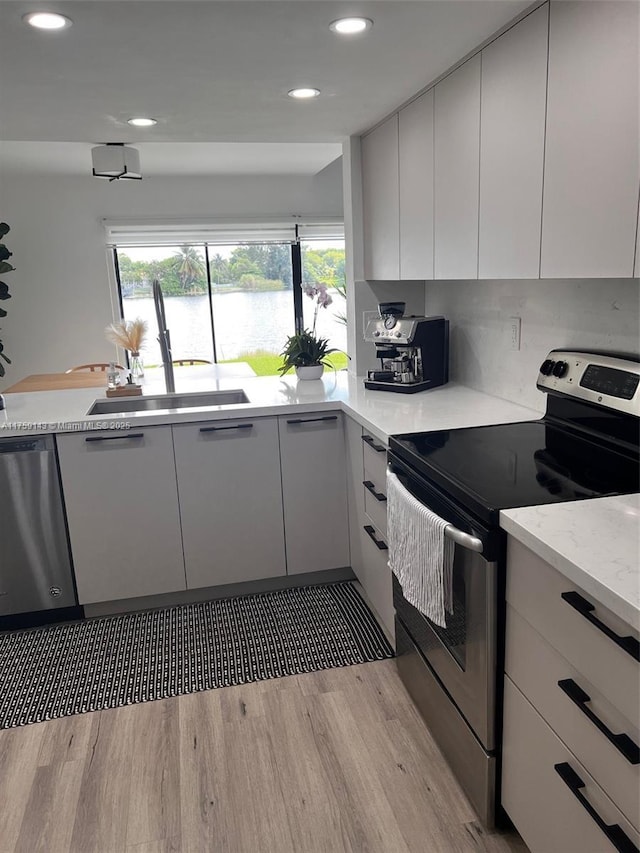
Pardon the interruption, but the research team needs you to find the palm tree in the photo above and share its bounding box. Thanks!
[209,253,230,287]
[173,247,205,292]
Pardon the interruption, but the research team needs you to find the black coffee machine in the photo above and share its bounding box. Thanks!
[364,302,449,393]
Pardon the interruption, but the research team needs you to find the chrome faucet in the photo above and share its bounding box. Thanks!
[152,279,175,393]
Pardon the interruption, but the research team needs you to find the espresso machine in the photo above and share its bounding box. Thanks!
[364,302,449,393]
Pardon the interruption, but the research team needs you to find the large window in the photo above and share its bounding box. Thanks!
[114,233,346,376]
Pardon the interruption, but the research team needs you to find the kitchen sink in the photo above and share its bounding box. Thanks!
[87,389,250,415]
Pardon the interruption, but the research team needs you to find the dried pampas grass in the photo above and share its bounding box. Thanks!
[105,318,147,353]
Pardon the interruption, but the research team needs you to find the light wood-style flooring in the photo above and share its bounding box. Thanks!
[0,659,528,853]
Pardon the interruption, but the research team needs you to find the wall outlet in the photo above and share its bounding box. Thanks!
[509,317,521,351]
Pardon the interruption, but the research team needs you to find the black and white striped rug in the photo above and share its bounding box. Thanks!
[0,582,393,729]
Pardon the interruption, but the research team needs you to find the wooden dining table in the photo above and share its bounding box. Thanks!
[3,372,110,393]
[2,363,257,394]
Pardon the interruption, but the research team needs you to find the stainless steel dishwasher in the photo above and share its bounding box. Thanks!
[0,434,79,626]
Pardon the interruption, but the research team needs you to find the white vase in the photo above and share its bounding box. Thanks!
[295,364,324,380]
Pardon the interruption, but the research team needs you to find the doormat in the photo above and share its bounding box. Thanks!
[0,581,393,729]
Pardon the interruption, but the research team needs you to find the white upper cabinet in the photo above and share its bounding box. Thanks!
[362,114,400,280]
[479,5,548,279]
[399,90,435,280]
[541,1,640,278]
[434,55,481,280]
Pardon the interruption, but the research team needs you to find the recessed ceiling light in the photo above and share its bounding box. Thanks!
[329,17,373,36]
[127,117,158,127]
[288,88,321,100]
[22,12,72,30]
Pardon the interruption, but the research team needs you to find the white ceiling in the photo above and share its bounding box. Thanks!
[0,0,531,176]
[0,140,345,176]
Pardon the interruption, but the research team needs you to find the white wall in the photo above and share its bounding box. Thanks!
[0,161,343,388]
[426,278,640,412]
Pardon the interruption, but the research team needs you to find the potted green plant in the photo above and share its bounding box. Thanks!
[279,283,336,379]
[278,329,336,379]
[0,223,14,378]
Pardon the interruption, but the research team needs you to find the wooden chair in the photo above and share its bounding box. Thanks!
[65,363,125,373]
[171,358,212,366]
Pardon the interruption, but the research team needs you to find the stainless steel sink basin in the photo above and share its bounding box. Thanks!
[87,389,250,415]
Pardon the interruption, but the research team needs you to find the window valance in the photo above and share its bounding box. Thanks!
[102,217,344,247]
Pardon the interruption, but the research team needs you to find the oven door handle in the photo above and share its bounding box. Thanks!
[444,525,484,554]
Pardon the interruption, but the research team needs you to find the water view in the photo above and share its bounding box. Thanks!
[123,288,347,368]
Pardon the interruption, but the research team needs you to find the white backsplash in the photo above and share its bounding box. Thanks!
[426,278,640,413]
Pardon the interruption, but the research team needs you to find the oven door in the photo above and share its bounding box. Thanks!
[388,452,502,751]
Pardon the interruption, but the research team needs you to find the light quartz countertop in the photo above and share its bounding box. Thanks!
[3,368,636,625]
[501,495,640,627]
[0,369,540,442]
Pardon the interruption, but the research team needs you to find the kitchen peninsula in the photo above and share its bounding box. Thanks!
[1,371,637,626]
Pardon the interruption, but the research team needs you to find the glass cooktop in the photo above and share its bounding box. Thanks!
[390,419,640,525]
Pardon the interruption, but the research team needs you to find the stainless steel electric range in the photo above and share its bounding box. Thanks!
[388,350,640,828]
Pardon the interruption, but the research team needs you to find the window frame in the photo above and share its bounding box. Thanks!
[111,238,309,366]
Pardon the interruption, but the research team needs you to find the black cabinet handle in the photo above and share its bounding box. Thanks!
[85,432,144,443]
[199,423,253,433]
[286,416,338,425]
[554,763,638,853]
[561,591,640,662]
[363,480,387,502]
[362,434,386,453]
[364,524,388,550]
[558,679,640,765]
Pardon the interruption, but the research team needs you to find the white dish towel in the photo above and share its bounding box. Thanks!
[386,471,454,628]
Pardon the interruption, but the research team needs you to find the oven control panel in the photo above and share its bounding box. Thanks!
[537,350,640,416]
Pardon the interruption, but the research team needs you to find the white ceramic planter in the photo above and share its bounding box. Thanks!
[295,365,324,380]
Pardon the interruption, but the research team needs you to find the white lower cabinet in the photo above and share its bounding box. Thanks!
[502,537,640,852]
[363,433,388,538]
[56,427,186,605]
[503,677,638,853]
[278,413,349,575]
[172,418,286,589]
[344,415,366,586]
[360,520,394,638]
[58,411,372,605]
[344,418,394,639]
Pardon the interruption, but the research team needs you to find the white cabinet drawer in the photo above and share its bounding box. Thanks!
[364,480,387,538]
[360,521,394,639]
[506,604,640,829]
[502,676,639,853]
[362,431,388,536]
[506,538,639,725]
[362,432,387,484]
